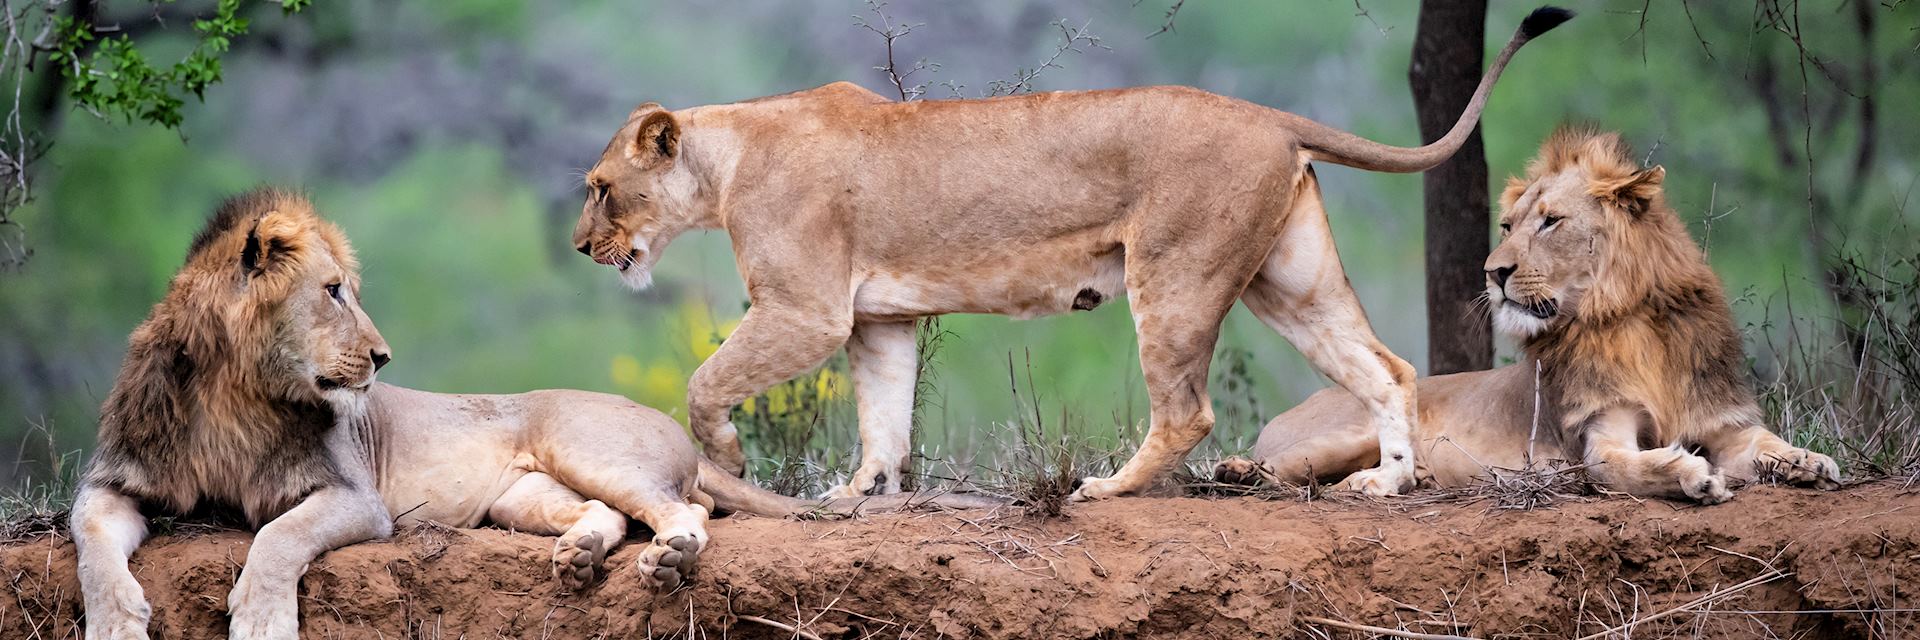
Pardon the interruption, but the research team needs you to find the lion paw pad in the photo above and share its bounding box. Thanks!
[552,531,611,591]
[638,534,702,592]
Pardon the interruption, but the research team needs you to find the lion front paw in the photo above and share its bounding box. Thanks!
[1761,448,1842,490]
[1336,466,1413,497]
[1067,475,1139,502]
[1679,465,1734,505]
[227,579,299,640]
[636,534,702,592]
[704,423,748,477]
[552,531,613,591]
[823,465,901,499]
[83,580,152,640]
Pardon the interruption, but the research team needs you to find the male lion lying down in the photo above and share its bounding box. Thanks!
[1217,127,1842,503]
[70,189,996,640]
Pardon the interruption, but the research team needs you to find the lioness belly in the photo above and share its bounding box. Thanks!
[852,246,1126,322]
[371,385,534,527]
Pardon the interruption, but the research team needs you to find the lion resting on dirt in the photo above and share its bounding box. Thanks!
[571,9,1574,501]
[70,190,995,640]
[1216,127,1842,502]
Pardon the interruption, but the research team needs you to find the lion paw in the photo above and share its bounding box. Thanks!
[1762,448,1842,490]
[1336,466,1413,497]
[636,534,702,592]
[823,467,900,498]
[1680,467,1734,505]
[1067,475,1136,502]
[85,580,153,640]
[551,531,613,591]
[1213,457,1271,486]
[226,578,298,640]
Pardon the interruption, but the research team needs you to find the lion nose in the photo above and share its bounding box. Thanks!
[575,242,592,256]
[371,349,392,371]
[1487,266,1515,289]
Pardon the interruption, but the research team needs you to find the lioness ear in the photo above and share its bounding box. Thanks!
[630,110,679,163]
[1592,165,1664,217]
[241,211,303,276]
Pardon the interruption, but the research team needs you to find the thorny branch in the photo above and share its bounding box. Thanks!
[984,20,1107,97]
[854,3,1105,101]
[1141,0,1186,39]
[854,0,937,102]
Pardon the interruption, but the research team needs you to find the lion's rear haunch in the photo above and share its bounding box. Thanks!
[84,187,379,527]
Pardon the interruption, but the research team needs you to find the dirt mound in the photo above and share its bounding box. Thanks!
[4,482,1915,639]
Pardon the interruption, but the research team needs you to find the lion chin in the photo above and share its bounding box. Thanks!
[1489,291,1557,338]
[618,262,654,291]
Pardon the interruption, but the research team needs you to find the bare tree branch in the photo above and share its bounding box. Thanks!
[985,20,1106,97]
[1679,0,1716,60]
[1352,0,1392,38]
[854,0,938,102]
[1143,0,1186,39]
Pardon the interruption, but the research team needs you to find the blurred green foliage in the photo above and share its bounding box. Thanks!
[48,0,308,129]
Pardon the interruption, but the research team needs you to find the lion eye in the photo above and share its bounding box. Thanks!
[1499,223,1512,234]
[1541,215,1563,230]
[590,182,610,203]
[325,283,343,302]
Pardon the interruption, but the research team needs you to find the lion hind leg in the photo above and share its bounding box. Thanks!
[1213,418,1382,484]
[487,472,629,591]
[1239,168,1417,497]
[1701,424,1841,489]
[1583,408,1732,503]
[536,460,712,592]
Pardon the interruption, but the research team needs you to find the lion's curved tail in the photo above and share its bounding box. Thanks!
[695,458,1005,518]
[1293,6,1573,173]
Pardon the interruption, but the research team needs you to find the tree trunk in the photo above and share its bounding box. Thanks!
[1409,0,1492,375]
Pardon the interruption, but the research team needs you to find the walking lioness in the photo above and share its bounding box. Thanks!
[573,8,1573,500]
[71,190,996,640]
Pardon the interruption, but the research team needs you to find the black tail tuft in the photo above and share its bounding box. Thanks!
[1520,6,1575,40]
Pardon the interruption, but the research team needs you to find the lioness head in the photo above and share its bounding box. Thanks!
[175,189,391,410]
[1485,126,1674,338]
[575,103,709,291]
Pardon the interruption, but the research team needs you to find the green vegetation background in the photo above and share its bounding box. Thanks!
[2,1,1913,487]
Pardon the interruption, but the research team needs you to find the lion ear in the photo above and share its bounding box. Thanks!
[1499,176,1530,213]
[629,110,680,164]
[241,211,303,277]
[1592,165,1664,217]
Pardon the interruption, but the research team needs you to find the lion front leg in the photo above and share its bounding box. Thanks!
[1582,407,1731,504]
[1701,424,1841,490]
[686,300,854,477]
[228,486,390,639]
[829,319,916,498]
[72,485,153,640]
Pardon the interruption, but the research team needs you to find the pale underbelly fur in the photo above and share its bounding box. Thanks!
[852,248,1128,322]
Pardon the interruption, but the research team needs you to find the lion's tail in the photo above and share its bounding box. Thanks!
[1294,6,1573,173]
[695,458,1005,518]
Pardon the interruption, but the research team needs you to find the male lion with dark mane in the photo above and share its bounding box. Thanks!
[1216,127,1842,503]
[572,8,1574,501]
[71,189,995,640]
